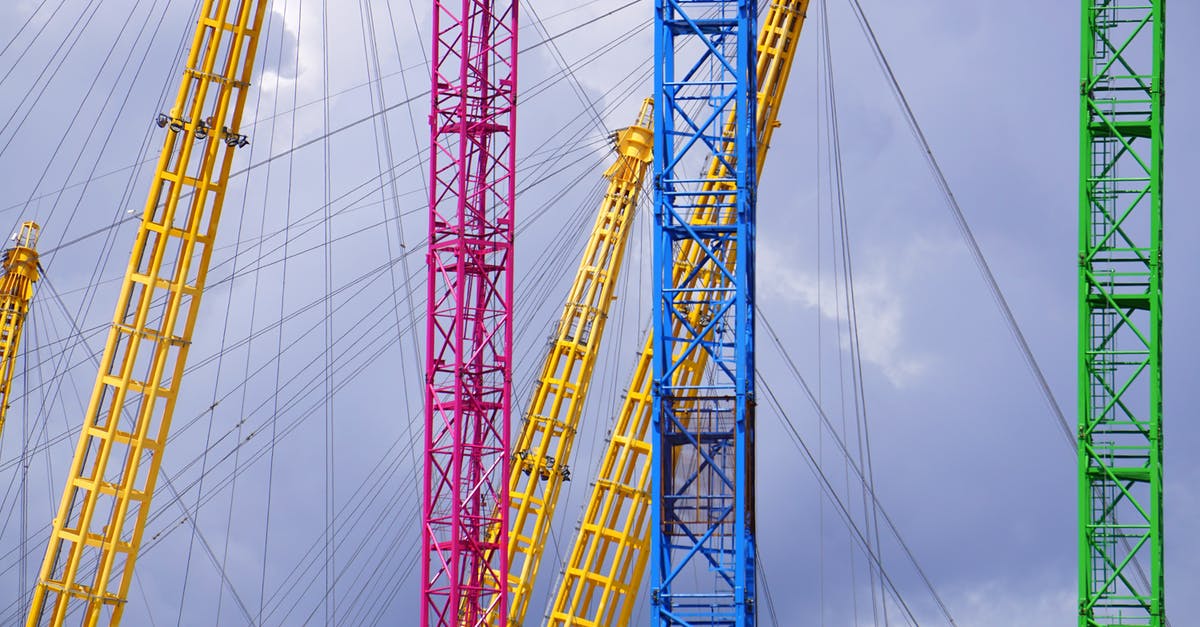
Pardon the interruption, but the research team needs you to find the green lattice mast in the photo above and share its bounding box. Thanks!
[1078,1,1165,625]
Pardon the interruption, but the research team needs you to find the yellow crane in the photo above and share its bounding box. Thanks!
[548,3,810,624]
[485,100,654,627]
[27,1,269,624]
[0,221,41,440]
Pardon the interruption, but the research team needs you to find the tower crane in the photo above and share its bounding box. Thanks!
[421,1,518,625]
[548,2,809,624]
[486,100,654,627]
[1077,1,1165,624]
[27,2,269,624]
[0,221,41,441]
[651,0,757,623]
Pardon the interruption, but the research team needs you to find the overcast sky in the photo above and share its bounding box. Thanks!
[0,0,1196,625]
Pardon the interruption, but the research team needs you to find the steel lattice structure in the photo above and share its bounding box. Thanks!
[27,1,268,624]
[651,1,757,625]
[421,0,517,625]
[0,222,40,442]
[548,4,806,624]
[487,100,653,627]
[1078,1,1165,625]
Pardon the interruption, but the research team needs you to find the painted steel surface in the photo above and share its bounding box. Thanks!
[650,1,758,624]
[0,222,39,442]
[485,100,653,627]
[1078,1,1165,625]
[549,3,808,625]
[27,2,269,624]
[421,1,517,625]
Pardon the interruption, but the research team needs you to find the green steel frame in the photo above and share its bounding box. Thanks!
[1078,1,1165,625]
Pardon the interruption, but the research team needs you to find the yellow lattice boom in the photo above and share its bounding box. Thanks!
[0,221,40,440]
[484,100,655,627]
[548,3,810,624]
[27,1,269,624]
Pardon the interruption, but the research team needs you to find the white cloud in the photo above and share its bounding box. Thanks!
[759,237,942,387]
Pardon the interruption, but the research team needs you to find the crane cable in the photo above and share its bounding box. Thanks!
[843,1,1165,620]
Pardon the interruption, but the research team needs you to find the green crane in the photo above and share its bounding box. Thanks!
[1078,1,1165,625]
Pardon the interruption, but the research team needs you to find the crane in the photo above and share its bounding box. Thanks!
[1077,1,1165,624]
[485,100,654,627]
[651,0,758,624]
[27,2,269,624]
[548,2,809,624]
[0,221,40,442]
[421,1,518,625]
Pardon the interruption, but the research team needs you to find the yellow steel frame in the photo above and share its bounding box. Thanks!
[548,3,808,624]
[486,101,654,627]
[27,2,268,624]
[0,222,41,441]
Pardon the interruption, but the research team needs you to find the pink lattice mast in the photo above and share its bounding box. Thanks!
[420,1,517,626]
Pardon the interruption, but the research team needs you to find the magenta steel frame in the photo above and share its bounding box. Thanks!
[421,1,517,626]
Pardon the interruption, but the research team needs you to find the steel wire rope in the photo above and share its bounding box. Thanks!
[6,7,646,269]
[813,1,827,616]
[818,1,888,621]
[842,0,1072,449]
[271,124,648,614]
[759,309,957,625]
[816,8,862,623]
[119,126,619,619]
[0,0,59,68]
[0,0,104,160]
[0,252,406,590]
[0,0,644,225]
[843,2,1165,620]
[319,1,337,620]
[274,141,628,619]
[14,290,36,617]
[176,0,289,620]
[6,0,162,241]
[4,3,652,614]
[7,275,260,625]
[257,0,307,619]
[272,169,612,624]
[15,0,194,270]
[525,3,611,139]
[0,0,85,97]
[0,4,206,570]
[370,0,428,493]
[0,118,623,499]
[756,369,922,627]
[2,25,628,600]
[756,556,781,626]
[213,0,296,618]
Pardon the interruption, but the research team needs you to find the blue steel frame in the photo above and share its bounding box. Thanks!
[651,1,757,625]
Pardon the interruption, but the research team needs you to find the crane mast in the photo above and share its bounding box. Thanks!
[27,1,268,624]
[548,2,808,624]
[421,0,517,625]
[651,0,757,624]
[0,222,40,441]
[1077,1,1165,625]
[487,100,653,627]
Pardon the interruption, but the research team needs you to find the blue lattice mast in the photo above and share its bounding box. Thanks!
[651,1,757,625]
